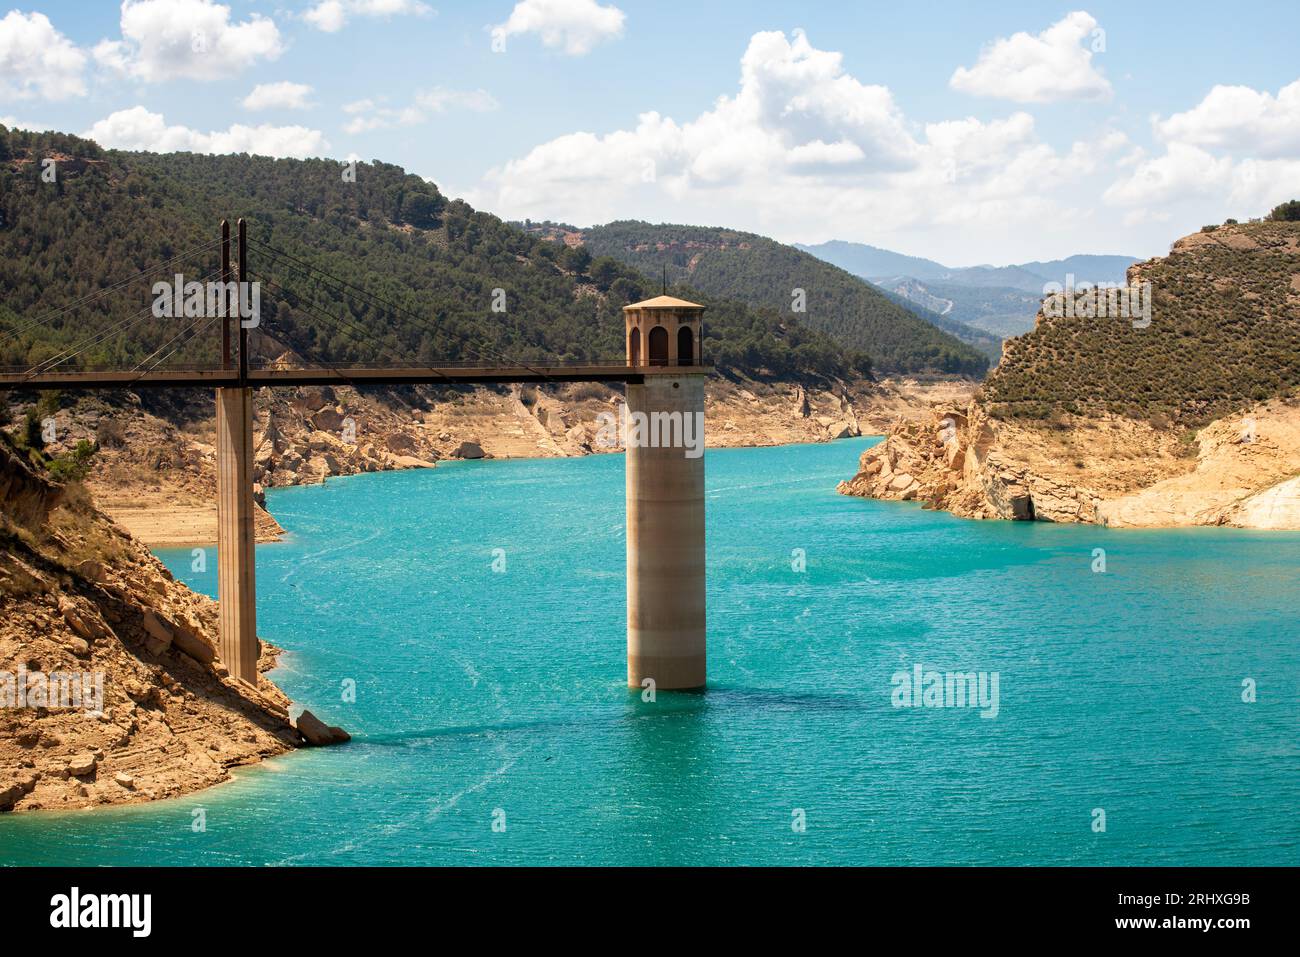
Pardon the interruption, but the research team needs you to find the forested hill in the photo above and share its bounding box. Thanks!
[985,215,1300,424]
[526,220,988,377]
[0,127,867,383]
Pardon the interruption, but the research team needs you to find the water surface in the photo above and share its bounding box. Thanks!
[2,438,1297,865]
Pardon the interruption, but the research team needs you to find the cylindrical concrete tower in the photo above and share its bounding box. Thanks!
[624,295,707,690]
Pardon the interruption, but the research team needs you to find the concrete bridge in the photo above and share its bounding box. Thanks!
[0,220,710,691]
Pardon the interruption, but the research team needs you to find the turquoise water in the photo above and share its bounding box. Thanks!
[2,437,1297,865]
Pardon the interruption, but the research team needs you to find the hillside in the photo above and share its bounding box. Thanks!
[792,240,952,282]
[839,215,1300,529]
[0,126,865,384]
[873,285,1002,363]
[985,221,1300,424]
[797,240,1136,292]
[525,220,988,377]
[0,430,344,812]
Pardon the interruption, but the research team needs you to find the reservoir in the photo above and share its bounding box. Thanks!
[1,438,1296,865]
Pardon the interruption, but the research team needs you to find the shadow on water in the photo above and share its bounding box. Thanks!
[352,684,874,748]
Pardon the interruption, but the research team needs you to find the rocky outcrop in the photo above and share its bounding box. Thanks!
[451,440,486,460]
[295,709,350,746]
[840,392,1300,529]
[0,442,63,531]
[0,442,352,813]
[839,403,1100,522]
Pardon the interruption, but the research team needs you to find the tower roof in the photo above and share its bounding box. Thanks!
[623,295,705,311]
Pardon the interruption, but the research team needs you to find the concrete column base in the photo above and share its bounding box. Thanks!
[626,374,707,690]
[216,387,258,683]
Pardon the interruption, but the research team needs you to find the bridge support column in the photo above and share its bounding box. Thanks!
[216,387,258,683]
[626,373,706,690]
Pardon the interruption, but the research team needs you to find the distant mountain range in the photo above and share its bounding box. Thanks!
[796,241,1139,340]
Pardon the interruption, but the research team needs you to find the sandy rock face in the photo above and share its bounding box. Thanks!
[841,392,1300,529]
[0,439,310,814]
[837,403,1099,522]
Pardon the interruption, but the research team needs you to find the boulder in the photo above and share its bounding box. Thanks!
[67,753,98,777]
[113,772,135,790]
[141,609,173,646]
[295,710,350,746]
[384,432,416,454]
[452,441,485,460]
[172,625,216,665]
[0,775,37,812]
[310,407,346,433]
[140,609,173,656]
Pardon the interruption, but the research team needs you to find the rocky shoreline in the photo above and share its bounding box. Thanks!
[0,438,350,814]
[52,376,966,548]
[838,393,1300,529]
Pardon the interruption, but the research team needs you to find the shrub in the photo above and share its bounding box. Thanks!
[47,439,96,483]
[1266,200,1300,222]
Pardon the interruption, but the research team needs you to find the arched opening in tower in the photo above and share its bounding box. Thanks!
[677,326,694,366]
[648,325,669,366]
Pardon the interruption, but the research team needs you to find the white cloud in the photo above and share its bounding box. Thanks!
[0,10,87,101]
[491,0,625,56]
[1105,78,1300,223]
[94,0,282,83]
[304,0,432,33]
[950,10,1110,103]
[468,29,1107,262]
[1155,79,1300,158]
[84,106,328,158]
[342,87,498,134]
[242,81,315,111]
[416,87,500,113]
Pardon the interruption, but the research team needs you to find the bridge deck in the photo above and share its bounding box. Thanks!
[0,364,713,391]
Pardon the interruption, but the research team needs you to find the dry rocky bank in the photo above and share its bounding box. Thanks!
[0,438,348,815]
[840,222,1300,529]
[840,387,1300,528]
[36,376,966,548]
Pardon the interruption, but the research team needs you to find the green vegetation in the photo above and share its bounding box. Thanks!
[534,220,987,376]
[2,389,98,483]
[1267,199,1300,222]
[983,219,1300,424]
[0,126,865,384]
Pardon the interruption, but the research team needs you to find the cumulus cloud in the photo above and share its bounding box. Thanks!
[1105,78,1300,222]
[342,87,499,134]
[94,0,282,83]
[491,0,625,56]
[242,81,315,111]
[84,106,328,158]
[950,10,1110,103]
[304,0,432,33]
[0,10,87,100]
[1155,79,1300,158]
[468,29,1108,259]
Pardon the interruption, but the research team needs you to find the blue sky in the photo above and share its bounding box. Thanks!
[2,1,1299,264]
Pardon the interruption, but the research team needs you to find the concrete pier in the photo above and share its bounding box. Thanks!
[624,296,707,690]
[215,387,259,682]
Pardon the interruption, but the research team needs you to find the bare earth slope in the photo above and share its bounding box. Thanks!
[0,438,319,813]
[35,377,967,548]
